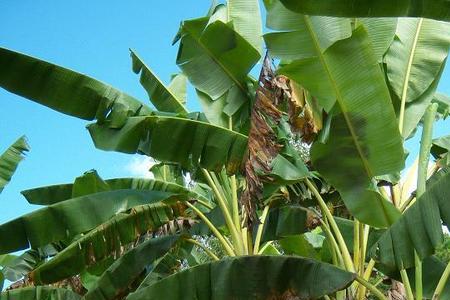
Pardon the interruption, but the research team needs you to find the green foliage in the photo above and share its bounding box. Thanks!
[1,0,450,299]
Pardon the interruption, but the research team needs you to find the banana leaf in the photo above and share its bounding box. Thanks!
[0,287,80,300]
[0,189,181,254]
[83,235,181,300]
[22,173,205,206]
[87,115,248,174]
[0,136,29,194]
[30,202,178,284]
[130,50,187,114]
[370,167,450,269]
[264,0,351,67]
[0,47,151,124]
[279,0,450,21]
[385,18,450,125]
[127,256,355,300]
[228,0,263,55]
[280,26,404,228]
[175,18,259,101]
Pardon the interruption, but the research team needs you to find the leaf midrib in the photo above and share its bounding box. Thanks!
[399,18,424,133]
[303,16,374,179]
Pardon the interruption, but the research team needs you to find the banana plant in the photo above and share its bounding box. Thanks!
[1,0,450,299]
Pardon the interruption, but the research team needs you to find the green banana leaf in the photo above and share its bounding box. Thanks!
[30,203,177,284]
[260,205,309,243]
[228,0,263,55]
[175,16,258,108]
[22,173,205,205]
[280,26,403,228]
[0,136,29,194]
[87,115,248,174]
[279,0,450,21]
[167,73,188,106]
[134,252,181,290]
[431,134,450,158]
[0,287,81,300]
[83,235,181,300]
[1,250,42,281]
[370,167,450,269]
[433,92,450,119]
[126,256,355,300]
[264,0,351,68]
[386,18,450,125]
[130,50,188,114]
[359,18,398,61]
[0,189,181,254]
[150,163,185,186]
[408,256,450,299]
[0,47,151,124]
[399,63,445,139]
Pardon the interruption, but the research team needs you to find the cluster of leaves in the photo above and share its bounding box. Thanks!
[0,0,450,299]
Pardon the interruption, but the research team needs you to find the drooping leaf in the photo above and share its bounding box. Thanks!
[126,256,355,300]
[280,26,403,228]
[0,287,81,300]
[87,115,248,174]
[385,18,450,114]
[0,136,29,194]
[83,235,181,300]
[228,0,263,55]
[370,167,450,269]
[0,189,181,254]
[22,175,202,206]
[30,203,178,284]
[0,47,151,124]
[130,50,188,114]
[279,0,450,21]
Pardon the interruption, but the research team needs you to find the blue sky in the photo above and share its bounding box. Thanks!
[1,1,450,226]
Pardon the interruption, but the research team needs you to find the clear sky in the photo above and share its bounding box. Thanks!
[1,1,449,226]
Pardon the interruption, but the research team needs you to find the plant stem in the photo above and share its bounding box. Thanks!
[354,219,360,273]
[185,238,219,261]
[433,260,450,299]
[201,169,244,255]
[230,174,241,233]
[417,103,438,196]
[415,103,438,300]
[253,205,270,254]
[305,178,355,272]
[185,202,235,256]
[321,219,345,268]
[357,259,376,300]
[355,275,387,300]
[400,269,415,300]
[228,116,243,235]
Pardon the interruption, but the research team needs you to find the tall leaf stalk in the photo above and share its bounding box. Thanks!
[414,103,438,300]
